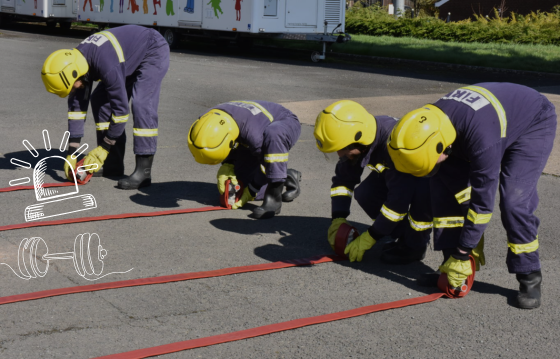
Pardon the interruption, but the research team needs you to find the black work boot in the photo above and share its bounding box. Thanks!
[282,169,302,202]
[252,181,284,219]
[417,251,451,287]
[93,139,125,177]
[117,155,154,190]
[380,240,427,265]
[516,270,542,309]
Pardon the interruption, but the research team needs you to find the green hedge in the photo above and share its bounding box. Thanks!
[345,5,560,45]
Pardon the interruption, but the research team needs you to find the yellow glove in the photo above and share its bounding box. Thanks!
[472,234,486,271]
[83,146,109,173]
[231,187,255,209]
[439,255,473,288]
[344,231,376,262]
[64,154,77,182]
[217,163,238,195]
[328,218,348,250]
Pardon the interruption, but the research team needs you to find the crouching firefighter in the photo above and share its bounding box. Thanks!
[388,82,557,309]
[314,100,433,263]
[41,25,170,190]
[188,101,302,219]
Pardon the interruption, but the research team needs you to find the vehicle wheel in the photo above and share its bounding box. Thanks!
[60,21,72,30]
[311,51,323,63]
[161,28,179,49]
[45,21,56,29]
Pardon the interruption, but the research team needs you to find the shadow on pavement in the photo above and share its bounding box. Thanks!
[1,149,67,183]
[130,180,219,208]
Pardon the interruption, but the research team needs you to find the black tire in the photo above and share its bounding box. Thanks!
[59,21,72,30]
[161,28,179,49]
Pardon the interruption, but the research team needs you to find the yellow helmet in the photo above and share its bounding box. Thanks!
[188,109,240,165]
[313,100,376,153]
[387,104,456,177]
[41,49,89,98]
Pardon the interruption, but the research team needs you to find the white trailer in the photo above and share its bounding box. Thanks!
[77,0,350,61]
[0,0,77,28]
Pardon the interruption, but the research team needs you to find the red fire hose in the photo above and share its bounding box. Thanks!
[0,177,475,358]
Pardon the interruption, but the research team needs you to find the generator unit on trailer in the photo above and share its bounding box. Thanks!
[0,0,77,28]
[77,0,350,61]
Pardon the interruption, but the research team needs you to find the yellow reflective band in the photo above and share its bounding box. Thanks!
[433,216,464,228]
[260,164,266,175]
[112,114,129,123]
[96,122,110,131]
[133,128,158,137]
[467,209,492,224]
[455,187,472,204]
[409,215,433,231]
[233,100,274,122]
[381,205,406,222]
[68,111,87,120]
[367,163,388,173]
[330,186,353,197]
[264,153,289,163]
[99,31,125,63]
[508,236,539,255]
[462,85,507,138]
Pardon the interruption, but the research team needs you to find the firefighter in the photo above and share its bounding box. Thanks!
[388,83,557,309]
[41,25,170,190]
[188,101,302,219]
[314,100,432,263]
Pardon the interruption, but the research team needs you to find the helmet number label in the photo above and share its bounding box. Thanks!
[419,116,427,123]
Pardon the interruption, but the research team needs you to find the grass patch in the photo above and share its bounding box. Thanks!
[257,35,560,74]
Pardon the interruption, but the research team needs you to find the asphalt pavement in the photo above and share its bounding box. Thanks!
[0,24,559,359]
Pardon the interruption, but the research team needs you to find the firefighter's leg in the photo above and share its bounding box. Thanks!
[500,102,556,309]
[381,177,432,265]
[118,33,170,190]
[90,83,126,177]
[418,156,470,285]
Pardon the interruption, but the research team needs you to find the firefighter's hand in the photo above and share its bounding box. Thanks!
[83,146,109,173]
[64,154,77,182]
[472,234,486,271]
[217,163,238,195]
[231,187,255,209]
[328,218,348,250]
[439,250,473,288]
[344,231,376,262]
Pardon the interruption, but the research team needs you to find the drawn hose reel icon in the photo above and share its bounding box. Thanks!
[17,233,107,279]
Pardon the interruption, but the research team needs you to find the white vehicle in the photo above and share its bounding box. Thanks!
[77,0,350,61]
[0,0,77,28]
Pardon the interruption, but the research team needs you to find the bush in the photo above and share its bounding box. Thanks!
[345,6,560,45]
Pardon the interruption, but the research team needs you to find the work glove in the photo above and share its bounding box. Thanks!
[83,145,109,173]
[64,154,78,182]
[231,187,256,209]
[217,163,238,195]
[439,248,473,288]
[328,218,348,250]
[344,231,376,262]
[472,234,486,271]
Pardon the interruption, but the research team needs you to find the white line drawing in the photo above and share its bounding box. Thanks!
[0,233,133,281]
[42,129,51,151]
[22,139,39,157]
[8,130,98,222]
[59,131,70,152]
[9,177,31,186]
[10,158,32,169]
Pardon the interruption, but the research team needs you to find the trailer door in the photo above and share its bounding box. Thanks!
[72,0,78,14]
[178,0,203,28]
[1,0,15,11]
[285,0,317,28]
